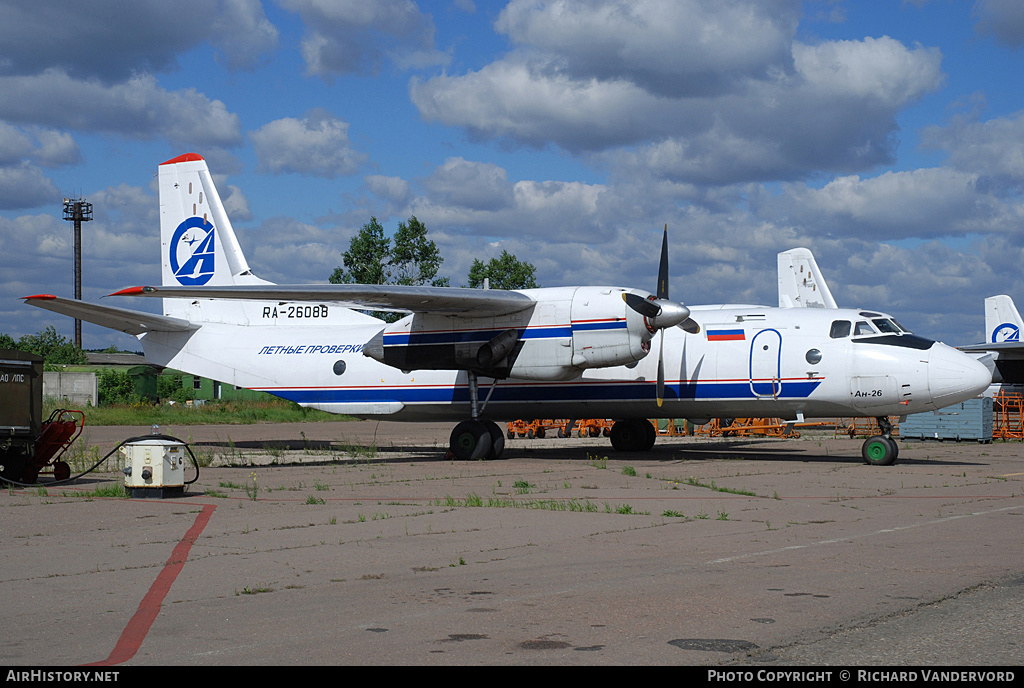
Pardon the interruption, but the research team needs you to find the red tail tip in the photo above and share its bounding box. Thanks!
[160,153,205,165]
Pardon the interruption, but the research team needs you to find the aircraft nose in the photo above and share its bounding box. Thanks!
[927,342,992,407]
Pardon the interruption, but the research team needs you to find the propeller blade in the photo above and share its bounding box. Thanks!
[657,224,669,300]
[623,292,662,318]
[656,330,665,407]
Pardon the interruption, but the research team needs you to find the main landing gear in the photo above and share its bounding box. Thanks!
[609,418,656,452]
[448,371,506,460]
[861,416,899,466]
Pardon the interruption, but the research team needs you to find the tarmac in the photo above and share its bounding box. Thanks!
[2,420,1023,667]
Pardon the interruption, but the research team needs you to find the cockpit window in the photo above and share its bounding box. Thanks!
[872,318,900,334]
[854,321,876,336]
[829,320,851,338]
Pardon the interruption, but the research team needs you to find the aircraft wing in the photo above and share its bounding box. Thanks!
[110,284,537,317]
[959,342,1024,356]
[22,294,198,336]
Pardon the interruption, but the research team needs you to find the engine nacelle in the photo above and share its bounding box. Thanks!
[362,286,656,381]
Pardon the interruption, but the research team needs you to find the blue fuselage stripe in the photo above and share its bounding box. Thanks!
[382,322,623,347]
[260,380,823,405]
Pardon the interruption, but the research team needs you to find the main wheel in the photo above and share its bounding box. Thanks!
[862,435,897,466]
[450,420,493,461]
[610,419,657,452]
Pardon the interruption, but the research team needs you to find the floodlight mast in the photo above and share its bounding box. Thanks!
[62,197,93,348]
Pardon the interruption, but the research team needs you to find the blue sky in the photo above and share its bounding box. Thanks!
[3,0,1024,349]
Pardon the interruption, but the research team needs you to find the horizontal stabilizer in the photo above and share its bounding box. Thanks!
[959,341,1024,357]
[22,295,198,336]
[111,284,537,317]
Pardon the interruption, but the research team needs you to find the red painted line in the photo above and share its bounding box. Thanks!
[87,503,216,666]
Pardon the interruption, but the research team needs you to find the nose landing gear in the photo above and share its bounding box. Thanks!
[862,416,899,466]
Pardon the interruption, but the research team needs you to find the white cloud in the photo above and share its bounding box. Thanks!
[922,110,1024,188]
[422,157,514,210]
[250,109,368,177]
[792,37,944,107]
[0,164,60,210]
[0,0,278,80]
[495,0,801,97]
[0,70,243,148]
[280,0,448,77]
[760,169,1014,240]
[365,175,411,203]
[974,0,1024,48]
[412,3,944,183]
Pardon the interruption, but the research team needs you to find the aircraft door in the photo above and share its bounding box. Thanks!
[749,329,782,397]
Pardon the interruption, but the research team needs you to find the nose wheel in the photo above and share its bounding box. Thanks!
[862,416,899,466]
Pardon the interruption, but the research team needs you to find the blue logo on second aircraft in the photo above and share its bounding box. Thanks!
[169,217,215,285]
[992,322,1020,343]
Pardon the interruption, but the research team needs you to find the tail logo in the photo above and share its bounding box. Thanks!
[169,217,215,285]
[992,322,1020,343]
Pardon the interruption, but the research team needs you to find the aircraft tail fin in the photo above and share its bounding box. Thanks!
[985,295,1022,343]
[159,153,267,289]
[158,153,276,323]
[777,248,838,309]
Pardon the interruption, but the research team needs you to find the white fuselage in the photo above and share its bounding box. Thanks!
[138,297,990,423]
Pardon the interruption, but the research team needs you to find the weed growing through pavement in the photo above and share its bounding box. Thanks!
[513,479,533,494]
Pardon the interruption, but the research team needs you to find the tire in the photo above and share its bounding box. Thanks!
[53,461,71,482]
[610,419,657,452]
[450,420,493,461]
[862,435,897,466]
[485,421,505,460]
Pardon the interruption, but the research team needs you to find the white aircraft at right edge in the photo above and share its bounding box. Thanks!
[24,155,991,466]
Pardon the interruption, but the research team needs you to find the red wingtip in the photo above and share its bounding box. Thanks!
[22,294,57,300]
[109,286,153,296]
[160,153,205,166]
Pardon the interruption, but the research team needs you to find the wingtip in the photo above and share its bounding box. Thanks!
[22,293,57,300]
[109,286,156,297]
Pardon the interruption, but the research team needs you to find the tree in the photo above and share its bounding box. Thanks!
[5,326,88,365]
[330,217,391,285]
[391,216,449,287]
[467,250,539,290]
[330,215,450,321]
[98,369,138,405]
[330,215,449,287]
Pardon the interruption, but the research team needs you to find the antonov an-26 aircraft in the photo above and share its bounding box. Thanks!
[24,154,991,465]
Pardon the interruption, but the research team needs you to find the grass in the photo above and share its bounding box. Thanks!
[45,398,346,426]
[61,482,127,499]
[683,476,756,496]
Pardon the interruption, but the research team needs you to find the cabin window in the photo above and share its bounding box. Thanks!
[829,320,851,338]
